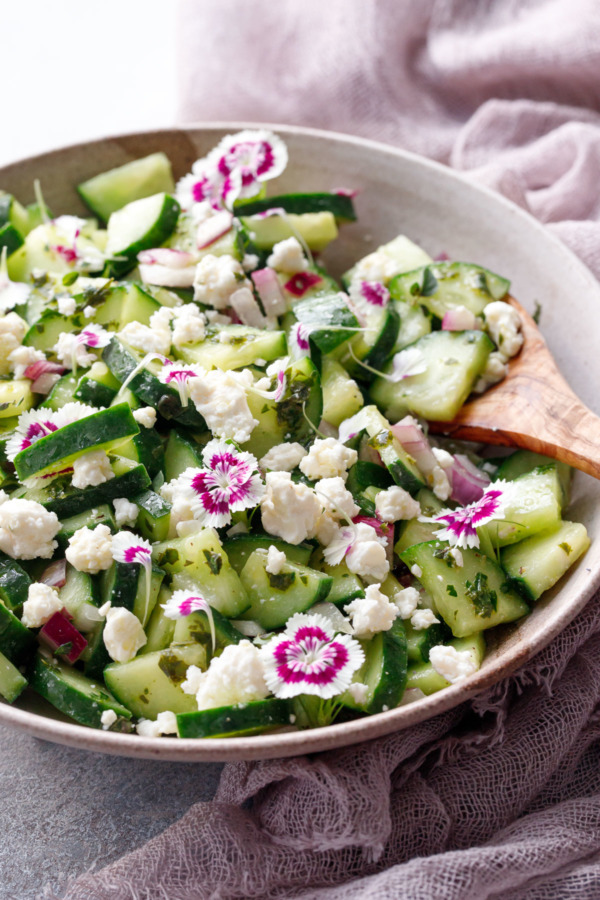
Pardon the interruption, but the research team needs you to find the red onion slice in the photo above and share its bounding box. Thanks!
[138,263,197,288]
[251,267,287,317]
[39,610,88,664]
[390,418,438,476]
[31,372,62,395]
[196,210,233,249]
[24,360,65,381]
[441,307,478,331]
[137,248,196,268]
[449,453,491,505]
[40,558,67,589]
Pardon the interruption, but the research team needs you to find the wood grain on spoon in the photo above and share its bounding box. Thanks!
[427,296,600,480]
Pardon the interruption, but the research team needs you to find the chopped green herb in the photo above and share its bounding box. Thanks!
[465,572,497,618]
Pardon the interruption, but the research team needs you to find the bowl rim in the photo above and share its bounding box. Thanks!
[2,121,600,762]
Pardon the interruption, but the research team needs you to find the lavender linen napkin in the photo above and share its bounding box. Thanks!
[56,2,600,897]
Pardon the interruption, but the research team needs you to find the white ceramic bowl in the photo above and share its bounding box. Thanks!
[1,123,599,761]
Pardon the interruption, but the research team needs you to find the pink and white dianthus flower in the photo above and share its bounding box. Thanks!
[419,481,512,549]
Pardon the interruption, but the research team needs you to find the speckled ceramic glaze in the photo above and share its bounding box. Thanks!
[1,124,599,761]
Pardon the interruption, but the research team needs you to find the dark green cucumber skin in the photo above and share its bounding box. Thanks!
[223,534,313,574]
[29,652,131,728]
[104,194,180,278]
[101,562,140,612]
[292,293,359,355]
[405,621,452,663]
[14,403,139,481]
[368,618,408,714]
[134,489,171,542]
[102,338,206,429]
[346,461,393,493]
[164,430,204,483]
[57,505,116,550]
[74,378,117,408]
[24,463,151,519]
[361,305,401,372]
[234,192,356,222]
[173,606,244,663]
[0,552,32,610]
[176,698,290,739]
[0,223,24,256]
[120,427,165,479]
[0,602,35,662]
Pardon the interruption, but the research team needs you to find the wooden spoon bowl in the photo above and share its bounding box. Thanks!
[428,296,600,480]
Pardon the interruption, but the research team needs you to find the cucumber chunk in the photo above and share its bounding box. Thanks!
[342,618,408,714]
[30,651,132,728]
[177,698,291,739]
[177,325,287,371]
[501,521,590,602]
[389,262,510,319]
[164,430,204,483]
[134,490,171,543]
[173,605,244,660]
[239,548,332,629]
[0,552,32,610]
[239,211,338,252]
[0,649,27,703]
[371,330,494,422]
[342,235,433,288]
[0,601,35,662]
[104,648,200,719]
[394,488,444,554]
[400,541,529,638]
[291,292,359,355]
[234,192,356,222]
[57,505,116,549]
[105,192,180,277]
[0,379,34,419]
[78,153,175,223]
[406,633,486,695]
[223,534,313,575]
[358,406,425,495]
[495,450,572,505]
[481,466,563,548]
[321,358,364,427]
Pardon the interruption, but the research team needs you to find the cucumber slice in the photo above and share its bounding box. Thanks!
[119,283,161,328]
[371,330,494,422]
[336,305,400,377]
[134,490,171,543]
[239,548,332,629]
[342,235,433,289]
[406,633,486,695]
[117,424,164,478]
[0,222,24,256]
[141,588,176,654]
[105,192,180,277]
[358,406,425,495]
[0,601,35,662]
[291,293,359,355]
[177,698,291,739]
[239,211,338,252]
[321,358,363,428]
[177,325,287,371]
[495,450,572,505]
[58,565,101,633]
[0,192,30,236]
[104,648,201,719]
[164,430,204,483]
[173,606,244,660]
[342,618,408,714]
[24,309,85,352]
[14,403,139,481]
[234,192,356,222]
[308,549,364,607]
[152,529,249,618]
[389,262,510,320]
[30,651,132,728]
[392,300,432,351]
[404,618,452,663]
[481,466,563,548]
[57,505,116,549]
[0,552,32,610]
[223,534,313,575]
[0,649,27,703]
[74,361,121,408]
[0,379,34,419]
[100,562,163,627]
[40,373,79,410]
[501,521,590,602]
[400,540,529,638]
[78,153,175,223]
[394,488,444,554]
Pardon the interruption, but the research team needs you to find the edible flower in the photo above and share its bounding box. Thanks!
[49,216,106,272]
[284,271,323,298]
[158,361,204,408]
[260,612,364,700]
[6,403,97,461]
[419,481,512,549]
[54,324,111,373]
[289,322,313,358]
[176,439,265,528]
[357,280,390,308]
[161,589,216,651]
[348,345,427,383]
[112,532,153,622]
[251,358,288,402]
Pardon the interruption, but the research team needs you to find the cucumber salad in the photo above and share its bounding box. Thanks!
[0,130,590,739]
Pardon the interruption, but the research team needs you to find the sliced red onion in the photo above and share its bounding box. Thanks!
[449,453,491,505]
[139,263,197,288]
[391,418,437,476]
[137,248,196,268]
[31,372,62,395]
[39,610,88,664]
[435,252,450,261]
[24,360,65,381]
[442,307,478,332]
[332,187,359,198]
[196,210,233,249]
[251,267,287,317]
[40,558,67,589]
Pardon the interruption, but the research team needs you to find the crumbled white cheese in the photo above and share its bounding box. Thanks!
[187,368,257,443]
[54,332,97,369]
[473,351,509,394]
[171,303,206,348]
[182,640,269,710]
[205,309,233,326]
[431,465,452,501]
[98,600,112,618]
[83,305,96,319]
[299,438,358,481]
[265,545,287,575]
[393,586,421,619]
[429,644,479,684]
[242,253,260,272]
[65,524,114,574]
[57,296,77,316]
[101,709,118,730]
[71,449,114,490]
[0,314,26,375]
[410,608,440,630]
[351,250,400,285]
[449,548,464,567]
[229,287,267,328]
[483,301,523,358]
[113,497,138,528]
[445,305,478,331]
[259,442,307,472]
[133,406,157,429]
[160,479,197,534]
[193,254,248,309]
[8,344,46,379]
[261,471,323,544]
[103,606,147,663]
[136,710,178,737]
[0,499,59,559]
[432,447,454,470]
[375,485,421,523]
[21,582,62,628]
[315,476,359,520]
[410,564,423,578]
[345,583,398,637]
[176,519,204,537]
[347,682,369,705]
[345,522,389,583]
[266,237,308,274]
[120,307,173,356]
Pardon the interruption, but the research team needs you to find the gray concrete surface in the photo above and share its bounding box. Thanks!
[0,725,223,900]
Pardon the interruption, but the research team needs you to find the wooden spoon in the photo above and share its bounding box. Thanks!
[427,296,600,480]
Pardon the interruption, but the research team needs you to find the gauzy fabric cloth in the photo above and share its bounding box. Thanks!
[56,1,600,898]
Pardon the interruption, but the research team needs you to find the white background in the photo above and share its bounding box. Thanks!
[1,1,178,168]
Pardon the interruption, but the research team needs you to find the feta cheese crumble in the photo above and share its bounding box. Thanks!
[133,406,157,429]
[345,583,398,637]
[193,254,249,309]
[113,497,138,528]
[473,351,509,394]
[101,709,118,730]
[171,303,206,348]
[410,608,440,630]
[315,476,359,520]
[261,471,323,544]
[299,438,357,481]
[347,682,369,705]
[259,442,307,472]
[0,499,59,559]
[483,301,523,359]
[103,606,147,663]
[429,644,479,684]
[66,524,114,574]
[54,332,97,369]
[187,368,257,443]
[265,545,287,575]
[136,711,178,737]
[182,640,269,710]
[21,583,62,628]
[57,296,77,316]
[375,485,421,523]
[393,586,421,619]
[266,237,308,274]
[71,449,114,490]
[8,345,46,379]
[343,522,390,583]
